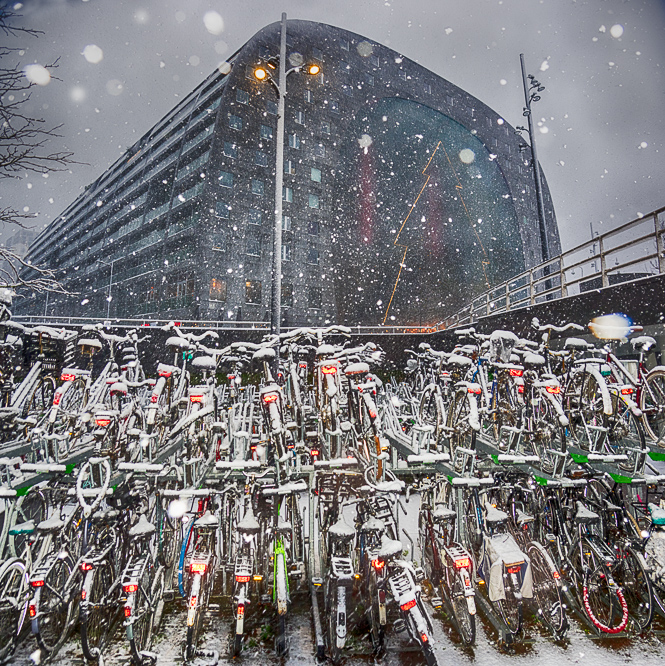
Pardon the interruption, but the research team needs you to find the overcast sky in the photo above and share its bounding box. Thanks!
[2,0,664,252]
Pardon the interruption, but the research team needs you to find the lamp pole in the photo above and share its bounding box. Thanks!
[97,258,115,320]
[519,53,550,261]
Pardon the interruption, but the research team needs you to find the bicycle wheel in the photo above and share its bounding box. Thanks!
[446,391,476,470]
[641,369,665,446]
[532,399,567,475]
[327,583,343,664]
[368,570,385,654]
[35,556,74,655]
[527,541,566,637]
[0,560,28,662]
[614,545,653,632]
[419,385,445,444]
[128,566,155,664]
[569,372,609,452]
[494,577,523,635]
[80,561,116,661]
[607,395,646,472]
[186,569,211,660]
[8,490,47,558]
[275,614,287,657]
[444,564,476,645]
[23,375,56,421]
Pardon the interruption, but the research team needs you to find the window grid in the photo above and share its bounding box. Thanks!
[251,179,265,196]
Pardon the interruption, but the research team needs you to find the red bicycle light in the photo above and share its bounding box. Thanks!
[262,392,279,404]
[553,571,561,579]
[123,583,138,594]
[421,632,429,643]
[545,385,561,394]
[158,369,172,378]
[509,368,523,377]
[321,365,337,375]
[190,562,207,574]
[507,565,522,574]
[299,362,307,369]
[237,604,245,617]
[518,385,524,394]
[189,394,204,403]
[124,606,132,617]
[236,575,251,583]
[52,392,62,406]
[467,386,481,394]
[29,604,36,618]
[400,598,417,611]
[310,449,320,457]
[81,590,87,601]
[228,374,235,380]
[455,557,471,569]
[371,559,385,570]
[369,409,377,419]
[190,595,197,608]
[95,417,111,427]
[150,394,159,403]
[60,373,76,382]
[621,387,634,395]
[81,562,94,572]
[31,579,44,588]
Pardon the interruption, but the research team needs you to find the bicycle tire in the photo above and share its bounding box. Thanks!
[571,372,609,452]
[614,545,653,632]
[446,391,476,471]
[531,397,567,475]
[186,571,211,660]
[127,565,156,665]
[640,369,665,445]
[526,541,567,637]
[35,556,74,655]
[327,584,343,664]
[80,561,116,662]
[607,395,647,472]
[275,614,287,657]
[8,490,47,558]
[444,565,476,645]
[368,570,385,654]
[495,592,523,635]
[0,560,28,662]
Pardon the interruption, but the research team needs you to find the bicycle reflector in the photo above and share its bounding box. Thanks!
[60,372,76,382]
[545,385,561,394]
[506,564,523,574]
[123,583,138,594]
[29,604,36,618]
[158,368,172,378]
[553,570,561,579]
[52,392,62,406]
[310,449,320,457]
[95,417,111,427]
[30,579,44,588]
[236,574,251,583]
[421,632,429,643]
[299,362,307,369]
[518,385,525,394]
[509,368,523,377]
[621,387,634,395]
[150,393,159,403]
[190,595,197,608]
[454,557,471,569]
[237,604,245,617]
[124,605,132,617]
[189,394,204,403]
[262,392,279,404]
[80,562,94,572]
[369,409,377,419]
[190,562,207,574]
[321,365,337,375]
[467,386,482,394]
[371,558,385,570]
[400,598,417,612]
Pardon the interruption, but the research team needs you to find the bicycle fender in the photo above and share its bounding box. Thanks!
[467,394,480,432]
[542,390,570,427]
[585,366,613,415]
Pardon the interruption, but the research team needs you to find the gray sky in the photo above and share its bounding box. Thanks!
[2,0,664,252]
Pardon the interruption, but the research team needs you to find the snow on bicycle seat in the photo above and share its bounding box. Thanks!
[78,338,102,350]
[649,503,665,526]
[252,347,275,361]
[329,518,355,540]
[374,479,405,493]
[407,453,450,464]
[574,501,600,525]
[345,362,370,376]
[37,515,65,532]
[9,520,35,535]
[360,517,385,533]
[192,356,216,371]
[276,517,293,533]
[316,343,336,356]
[446,353,473,367]
[432,505,456,522]
[237,508,261,534]
[631,336,657,353]
[378,534,403,560]
[523,353,546,366]
[564,337,593,350]
[516,509,535,526]
[109,382,128,395]
[484,505,509,524]
[195,510,219,529]
[129,514,156,538]
[165,336,190,349]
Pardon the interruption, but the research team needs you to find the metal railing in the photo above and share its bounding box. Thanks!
[436,205,665,330]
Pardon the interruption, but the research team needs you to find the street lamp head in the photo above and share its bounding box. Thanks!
[306,63,320,76]
[254,67,268,81]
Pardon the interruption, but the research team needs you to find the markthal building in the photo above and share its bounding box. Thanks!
[18,20,560,327]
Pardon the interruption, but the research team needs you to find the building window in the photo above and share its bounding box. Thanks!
[259,45,271,58]
[308,219,319,235]
[310,167,321,183]
[366,74,374,86]
[228,114,242,130]
[330,100,339,114]
[282,215,292,231]
[245,280,261,304]
[399,70,407,81]
[312,47,323,61]
[215,202,230,218]
[304,90,313,103]
[283,186,293,202]
[289,133,300,149]
[245,65,256,80]
[236,89,249,104]
[313,144,326,158]
[308,286,322,309]
[308,193,320,209]
[340,38,349,51]
[246,238,261,256]
[340,60,349,71]
[251,179,264,196]
[308,247,319,265]
[209,278,227,302]
[424,83,432,94]
[248,209,262,225]
[321,121,331,134]
[284,159,296,175]
[266,100,278,115]
[282,282,293,307]
[371,54,379,67]
[281,243,291,261]
[260,124,273,140]
[255,150,268,167]
[218,170,233,188]
[342,85,352,97]
[223,141,237,158]
[295,110,305,125]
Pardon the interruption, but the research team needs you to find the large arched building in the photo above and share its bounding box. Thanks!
[17,19,560,327]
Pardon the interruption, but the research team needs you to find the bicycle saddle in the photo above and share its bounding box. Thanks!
[631,335,656,353]
[360,517,384,533]
[574,501,600,525]
[195,510,219,529]
[516,509,534,526]
[129,514,156,538]
[564,337,593,350]
[484,504,509,524]
[378,534,403,560]
[237,507,260,534]
[37,515,65,532]
[432,505,456,522]
[329,518,355,540]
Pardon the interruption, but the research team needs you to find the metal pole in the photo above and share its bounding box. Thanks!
[520,54,549,261]
[270,13,287,337]
[107,260,114,320]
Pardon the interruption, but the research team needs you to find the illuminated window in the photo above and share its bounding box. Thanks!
[209,278,227,301]
[245,280,261,304]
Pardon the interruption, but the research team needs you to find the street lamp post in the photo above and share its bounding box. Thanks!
[96,258,116,320]
[519,53,550,261]
[253,13,320,337]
